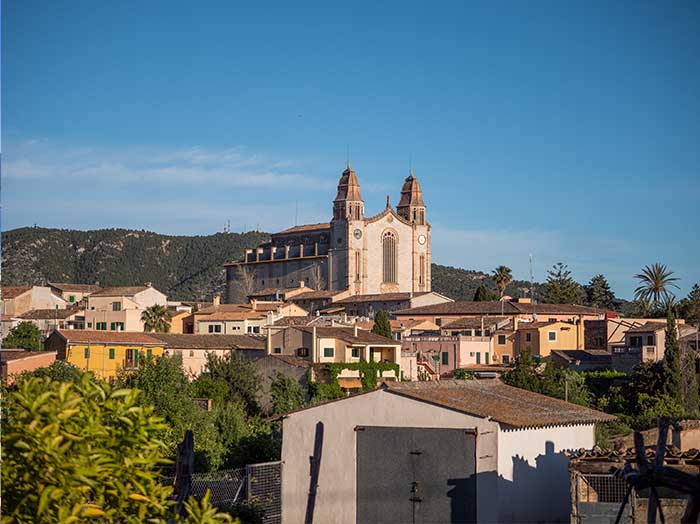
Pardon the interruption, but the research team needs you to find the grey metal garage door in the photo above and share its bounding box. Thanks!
[356,426,477,524]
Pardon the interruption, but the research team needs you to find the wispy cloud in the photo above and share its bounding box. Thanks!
[3,139,331,189]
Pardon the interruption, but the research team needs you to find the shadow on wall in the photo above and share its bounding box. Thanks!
[498,441,570,523]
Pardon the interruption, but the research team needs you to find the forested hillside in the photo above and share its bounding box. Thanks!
[2,227,541,301]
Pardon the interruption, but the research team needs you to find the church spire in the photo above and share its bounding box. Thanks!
[397,169,426,224]
[333,163,364,221]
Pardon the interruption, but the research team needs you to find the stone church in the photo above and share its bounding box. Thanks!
[225,164,431,302]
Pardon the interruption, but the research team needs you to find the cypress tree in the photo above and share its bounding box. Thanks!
[663,307,683,403]
[371,310,392,339]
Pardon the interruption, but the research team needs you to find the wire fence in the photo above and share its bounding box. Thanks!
[578,473,628,504]
[163,461,281,523]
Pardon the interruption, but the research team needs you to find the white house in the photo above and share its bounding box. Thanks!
[280,379,614,524]
[84,284,167,332]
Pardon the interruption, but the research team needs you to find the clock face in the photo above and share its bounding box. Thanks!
[353,229,363,240]
[418,234,426,245]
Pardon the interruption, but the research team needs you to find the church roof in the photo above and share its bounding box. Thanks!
[334,164,362,202]
[397,173,425,208]
[274,223,330,235]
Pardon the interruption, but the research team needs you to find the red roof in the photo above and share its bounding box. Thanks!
[55,330,162,345]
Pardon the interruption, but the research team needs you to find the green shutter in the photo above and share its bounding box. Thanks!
[147,348,152,358]
[69,295,75,303]
[476,353,481,364]
[134,350,139,365]
[109,347,115,359]
[441,352,448,365]
[485,352,490,365]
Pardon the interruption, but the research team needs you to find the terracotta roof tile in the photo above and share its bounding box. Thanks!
[387,380,615,428]
[298,326,399,346]
[18,307,84,320]
[150,333,265,350]
[48,283,101,293]
[273,223,330,235]
[90,286,150,297]
[55,330,162,345]
[2,287,32,299]
[396,301,606,317]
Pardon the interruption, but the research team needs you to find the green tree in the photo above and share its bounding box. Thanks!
[270,372,306,415]
[634,263,680,308]
[681,349,700,418]
[629,297,654,318]
[141,304,172,333]
[2,375,231,524]
[585,274,616,310]
[473,284,498,302]
[371,310,392,339]
[503,350,541,392]
[492,265,513,298]
[541,263,583,304]
[204,351,261,416]
[663,307,683,404]
[117,354,227,471]
[2,321,43,351]
[18,360,85,383]
[679,284,700,324]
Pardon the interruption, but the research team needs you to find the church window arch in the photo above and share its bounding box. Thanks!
[382,231,397,283]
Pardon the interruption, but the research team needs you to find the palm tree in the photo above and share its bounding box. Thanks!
[141,304,172,333]
[634,263,680,308]
[493,265,513,298]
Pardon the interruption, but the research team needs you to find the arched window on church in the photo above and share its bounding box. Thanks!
[382,231,397,283]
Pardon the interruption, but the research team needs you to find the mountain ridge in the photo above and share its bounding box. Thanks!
[2,226,542,302]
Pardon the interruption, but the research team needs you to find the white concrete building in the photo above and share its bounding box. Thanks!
[280,380,614,524]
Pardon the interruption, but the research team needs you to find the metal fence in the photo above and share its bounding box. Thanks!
[163,461,281,524]
[578,473,628,503]
[246,461,282,524]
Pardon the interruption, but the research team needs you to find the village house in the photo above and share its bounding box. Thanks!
[15,306,86,336]
[1,286,67,318]
[265,325,402,388]
[84,284,168,332]
[0,349,57,384]
[252,354,312,412]
[45,330,165,380]
[149,333,265,377]
[280,379,614,524]
[611,320,694,372]
[583,317,657,352]
[395,298,606,326]
[47,282,101,304]
[185,295,307,334]
[514,320,584,358]
[166,309,191,334]
[322,291,452,317]
[287,289,351,315]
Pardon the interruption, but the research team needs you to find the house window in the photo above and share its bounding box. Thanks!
[548,331,557,342]
[112,302,121,312]
[464,329,472,336]
[108,347,115,360]
[189,350,195,357]
[441,352,448,365]
[69,295,75,303]
[87,322,92,328]
[525,333,532,342]
[208,325,222,333]
[630,336,642,347]
[647,335,655,346]
[297,347,309,358]
[323,347,334,358]
[355,251,361,282]
[475,329,482,337]
[485,352,490,365]
[595,336,605,347]
[485,329,491,336]
[84,347,90,359]
[469,352,475,357]
[125,348,137,369]
[146,349,153,359]
[351,347,360,358]
[498,335,506,345]
[419,255,425,286]
[502,355,510,365]
[274,347,282,354]
[110,322,116,331]
[646,347,655,354]
[382,231,397,283]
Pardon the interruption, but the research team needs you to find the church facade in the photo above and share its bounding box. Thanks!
[225,165,431,302]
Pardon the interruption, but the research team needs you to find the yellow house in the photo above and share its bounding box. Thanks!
[45,330,165,380]
[514,320,583,358]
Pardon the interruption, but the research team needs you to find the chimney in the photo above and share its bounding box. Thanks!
[213,294,221,307]
[266,327,272,355]
[145,281,152,288]
[354,324,359,337]
[312,326,317,362]
[300,280,305,288]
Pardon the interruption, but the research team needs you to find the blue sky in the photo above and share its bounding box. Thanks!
[2,0,699,298]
